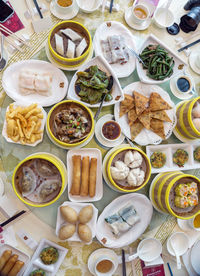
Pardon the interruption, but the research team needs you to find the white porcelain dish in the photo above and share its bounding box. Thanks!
[2,60,68,107]
[95,114,125,148]
[67,148,103,202]
[2,102,47,147]
[77,0,102,13]
[67,55,124,107]
[114,81,176,146]
[136,34,187,84]
[56,201,98,243]
[96,193,153,248]
[93,21,136,78]
[146,143,200,173]
[191,240,200,274]
[23,238,68,276]
[0,244,30,276]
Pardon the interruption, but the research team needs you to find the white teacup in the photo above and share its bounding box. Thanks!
[131,4,150,25]
[94,256,116,276]
[188,213,200,231]
[54,0,74,14]
[175,75,193,94]
[195,53,200,69]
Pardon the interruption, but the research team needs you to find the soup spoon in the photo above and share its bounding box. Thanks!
[0,32,6,71]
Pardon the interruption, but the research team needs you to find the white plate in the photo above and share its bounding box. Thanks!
[2,102,47,147]
[56,201,98,243]
[67,148,103,202]
[2,60,68,107]
[45,42,94,71]
[67,55,124,107]
[189,51,200,75]
[136,34,187,84]
[45,122,95,149]
[93,21,136,78]
[191,240,200,274]
[50,0,79,20]
[95,114,125,148]
[88,248,118,275]
[114,81,176,146]
[0,244,30,276]
[146,143,200,174]
[96,193,153,248]
[102,144,129,193]
[23,238,68,276]
[124,7,151,31]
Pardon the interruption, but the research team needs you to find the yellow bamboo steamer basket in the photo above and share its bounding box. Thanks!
[175,96,200,140]
[151,171,200,219]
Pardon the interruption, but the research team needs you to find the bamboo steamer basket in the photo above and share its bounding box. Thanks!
[175,96,200,140]
[151,171,200,220]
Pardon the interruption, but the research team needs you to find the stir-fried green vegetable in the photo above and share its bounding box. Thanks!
[75,65,113,104]
[139,44,175,81]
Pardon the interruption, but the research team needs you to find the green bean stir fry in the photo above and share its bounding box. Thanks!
[139,44,175,81]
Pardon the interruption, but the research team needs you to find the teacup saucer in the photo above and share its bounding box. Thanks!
[124,7,151,31]
[88,248,118,275]
[170,75,194,100]
[189,51,200,75]
[95,114,125,148]
[50,0,79,20]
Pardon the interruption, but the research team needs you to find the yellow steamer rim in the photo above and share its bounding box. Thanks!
[175,97,200,140]
[47,100,94,147]
[12,154,66,207]
[107,146,151,192]
[48,21,92,67]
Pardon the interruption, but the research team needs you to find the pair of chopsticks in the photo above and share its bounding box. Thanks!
[178,38,200,52]
[102,0,114,14]
[0,210,26,233]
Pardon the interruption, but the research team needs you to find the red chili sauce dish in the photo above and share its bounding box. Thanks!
[102,121,121,141]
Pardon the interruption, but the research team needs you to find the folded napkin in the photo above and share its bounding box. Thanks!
[0,226,17,247]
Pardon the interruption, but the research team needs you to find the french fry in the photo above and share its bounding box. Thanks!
[16,119,24,138]
[16,113,27,127]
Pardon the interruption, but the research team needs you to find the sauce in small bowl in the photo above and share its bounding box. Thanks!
[101,120,121,141]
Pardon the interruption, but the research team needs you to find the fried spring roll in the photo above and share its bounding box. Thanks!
[1,254,18,276]
[70,155,81,195]
[8,260,24,276]
[0,250,12,271]
[80,156,90,196]
[89,158,97,197]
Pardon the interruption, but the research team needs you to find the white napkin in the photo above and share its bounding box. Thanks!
[0,226,18,247]
[144,255,164,267]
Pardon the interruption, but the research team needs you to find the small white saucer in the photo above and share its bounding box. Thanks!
[177,218,193,232]
[88,248,118,276]
[45,42,94,71]
[124,7,151,31]
[170,76,194,100]
[50,0,79,20]
[95,114,125,148]
[189,51,200,75]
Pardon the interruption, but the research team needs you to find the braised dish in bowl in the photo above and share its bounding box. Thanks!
[47,100,94,147]
[107,147,151,192]
[12,154,65,207]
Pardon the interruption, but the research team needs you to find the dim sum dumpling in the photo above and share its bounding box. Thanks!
[66,39,75,58]
[193,118,200,131]
[76,38,87,57]
[61,28,82,41]
[55,33,64,56]
[110,161,129,180]
[21,167,37,197]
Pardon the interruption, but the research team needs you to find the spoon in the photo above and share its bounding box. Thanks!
[0,32,6,71]
[170,239,181,270]
[127,47,145,66]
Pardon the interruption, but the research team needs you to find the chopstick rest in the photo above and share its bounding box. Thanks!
[24,4,48,20]
[100,1,120,12]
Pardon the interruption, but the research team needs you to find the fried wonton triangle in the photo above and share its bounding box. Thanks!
[119,94,135,117]
[130,120,144,140]
[138,109,151,129]
[149,92,172,111]
[133,91,149,115]
[128,108,138,126]
[150,110,172,122]
[150,118,165,139]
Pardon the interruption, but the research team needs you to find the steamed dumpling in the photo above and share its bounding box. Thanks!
[193,118,200,131]
[127,168,145,186]
[21,167,37,196]
[110,161,129,180]
[192,102,200,118]
[124,150,143,168]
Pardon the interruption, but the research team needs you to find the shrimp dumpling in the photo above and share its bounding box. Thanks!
[55,34,64,56]
[192,102,200,118]
[193,118,200,131]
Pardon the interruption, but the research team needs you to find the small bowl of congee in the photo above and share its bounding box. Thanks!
[48,21,92,67]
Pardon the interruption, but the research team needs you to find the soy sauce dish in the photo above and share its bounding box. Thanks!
[101,120,121,141]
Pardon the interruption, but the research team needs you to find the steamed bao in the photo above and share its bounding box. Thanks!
[59,205,93,242]
[192,101,200,131]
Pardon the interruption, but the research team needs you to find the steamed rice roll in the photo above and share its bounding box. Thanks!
[105,213,131,236]
[66,39,75,58]
[19,69,35,94]
[174,196,189,208]
[118,203,140,226]
[35,73,52,94]
[55,33,64,56]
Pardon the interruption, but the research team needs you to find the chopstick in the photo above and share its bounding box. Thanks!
[109,0,114,13]
[0,24,30,47]
[178,38,200,52]
[4,35,23,52]
[0,210,26,230]
[167,262,173,276]
[122,249,127,276]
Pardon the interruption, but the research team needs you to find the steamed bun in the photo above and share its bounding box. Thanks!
[124,150,143,168]
[192,102,200,118]
[127,168,145,186]
[110,161,129,180]
[193,118,200,131]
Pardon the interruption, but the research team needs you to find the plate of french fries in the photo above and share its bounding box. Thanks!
[2,102,47,146]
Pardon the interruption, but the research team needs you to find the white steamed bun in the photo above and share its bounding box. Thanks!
[110,161,129,180]
[127,168,145,186]
[124,150,143,168]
